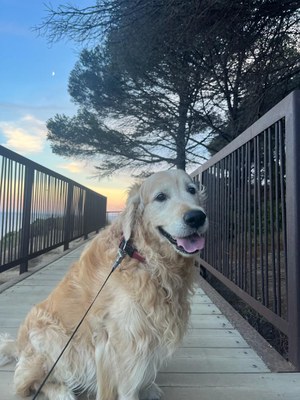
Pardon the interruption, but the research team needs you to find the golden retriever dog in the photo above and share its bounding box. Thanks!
[0,169,207,400]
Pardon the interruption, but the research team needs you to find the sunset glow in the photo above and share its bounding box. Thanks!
[87,182,133,211]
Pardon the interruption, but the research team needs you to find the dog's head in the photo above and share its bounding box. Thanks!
[122,169,208,257]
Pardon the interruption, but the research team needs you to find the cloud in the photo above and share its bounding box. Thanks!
[0,115,46,154]
[58,161,85,174]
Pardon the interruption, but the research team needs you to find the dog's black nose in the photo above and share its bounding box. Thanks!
[184,210,206,229]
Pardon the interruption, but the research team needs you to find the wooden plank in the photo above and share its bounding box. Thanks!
[182,331,250,348]
[0,314,30,328]
[162,354,268,373]
[183,336,249,348]
[194,288,205,295]
[0,360,15,372]
[0,305,35,316]
[157,372,300,388]
[160,385,299,400]
[161,360,268,374]
[0,294,53,308]
[0,285,56,297]
[32,271,68,278]
[0,371,18,400]
[184,328,246,339]
[191,294,213,304]
[0,317,22,328]
[15,279,61,286]
[191,303,222,314]
[173,347,262,360]
[190,315,234,329]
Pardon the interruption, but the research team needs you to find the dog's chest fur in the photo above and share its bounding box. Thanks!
[89,279,190,393]
[92,269,190,353]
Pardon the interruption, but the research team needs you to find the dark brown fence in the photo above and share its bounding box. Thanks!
[0,145,107,274]
[191,90,300,370]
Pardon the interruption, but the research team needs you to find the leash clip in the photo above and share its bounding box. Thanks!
[112,240,128,271]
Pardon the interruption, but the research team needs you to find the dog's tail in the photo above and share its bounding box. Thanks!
[0,333,18,366]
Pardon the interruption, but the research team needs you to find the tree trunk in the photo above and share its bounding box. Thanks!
[176,98,188,171]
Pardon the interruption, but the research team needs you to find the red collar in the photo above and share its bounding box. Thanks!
[119,237,145,263]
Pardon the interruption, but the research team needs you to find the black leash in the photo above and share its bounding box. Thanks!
[32,245,127,399]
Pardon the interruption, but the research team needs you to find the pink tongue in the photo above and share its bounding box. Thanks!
[176,234,205,253]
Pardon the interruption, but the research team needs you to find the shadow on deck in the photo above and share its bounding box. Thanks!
[0,242,299,400]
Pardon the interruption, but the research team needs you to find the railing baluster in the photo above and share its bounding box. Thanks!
[19,165,34,274]
[64,183,74,251]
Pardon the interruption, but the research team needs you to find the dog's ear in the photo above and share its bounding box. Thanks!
[122,183,142,241]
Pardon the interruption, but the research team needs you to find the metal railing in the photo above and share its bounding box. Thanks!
[0,145,107,274]
[191,90,300,370]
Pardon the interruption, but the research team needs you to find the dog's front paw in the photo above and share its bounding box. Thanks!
[140,383,162,400]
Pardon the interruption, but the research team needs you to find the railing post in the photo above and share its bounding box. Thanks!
[64,183,73,251]
[102,197,107,228]
[83,191,90,240]
[19,166,34,274]
[285,90,300,370]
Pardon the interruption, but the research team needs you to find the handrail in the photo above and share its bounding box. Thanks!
[0,145,107,274]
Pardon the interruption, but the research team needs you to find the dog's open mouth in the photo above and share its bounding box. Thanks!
[158,227,205,254]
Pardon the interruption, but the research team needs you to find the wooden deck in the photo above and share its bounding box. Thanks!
[0,243,299,400]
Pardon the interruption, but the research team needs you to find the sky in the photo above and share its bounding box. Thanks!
[0,0,134,211]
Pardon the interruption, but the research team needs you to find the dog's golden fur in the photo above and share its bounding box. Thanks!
[0,169,207,400]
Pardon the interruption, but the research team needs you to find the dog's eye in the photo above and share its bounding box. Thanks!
[155,192,167,202]
[187,186,197,195]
